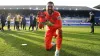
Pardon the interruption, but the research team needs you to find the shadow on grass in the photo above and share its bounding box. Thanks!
[11,30,45,37]
[60,49,76,56]
[0,31,72,56]
[64,38,100,45]
[63,31,100,41]
[62,44,100,56]
[0,32,46,56]
[11,31,44,43]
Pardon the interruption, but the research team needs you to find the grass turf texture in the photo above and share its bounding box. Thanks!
[0,26,100,56]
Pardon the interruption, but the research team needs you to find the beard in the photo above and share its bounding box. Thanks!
[48,9,54,15]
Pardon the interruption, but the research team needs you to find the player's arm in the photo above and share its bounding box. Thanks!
[53,15,62,29]
[45,12,62,28]
[45,15,62,29]
[44,20,54,26]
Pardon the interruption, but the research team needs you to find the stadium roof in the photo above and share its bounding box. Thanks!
[0,5,94,10]
[94,5,100,9]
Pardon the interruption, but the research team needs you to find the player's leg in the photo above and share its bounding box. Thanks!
[0,23,1,30]
[25,23,26,30]
[45,30,54,51]
[23,24,24,30]
[7,21,9,30]
[1,23,5,31]
[21,22,22,29]
[36,22,38,30]
[16,21,19,30]
[29,24,31,30]
[18,22,20,30]
[32,24,34,31]
[8,21,10,30]
[55,29,62,56]
[14,22,16,30]
[91,22,94,33]
[15,21,18,30]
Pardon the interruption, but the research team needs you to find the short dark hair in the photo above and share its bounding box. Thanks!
[48,1,54,5]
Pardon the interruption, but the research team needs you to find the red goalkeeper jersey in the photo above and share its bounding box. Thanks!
[44,11,62,30]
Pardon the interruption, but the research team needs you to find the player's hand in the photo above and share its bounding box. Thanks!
[45,21,54,26]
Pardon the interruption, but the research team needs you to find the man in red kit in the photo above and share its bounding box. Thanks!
[37,11,46,29]
[43,1,62,56]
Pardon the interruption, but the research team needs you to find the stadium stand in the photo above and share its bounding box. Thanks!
[0,5,100,26]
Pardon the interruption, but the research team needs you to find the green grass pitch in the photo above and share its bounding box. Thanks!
[0,26,100,56]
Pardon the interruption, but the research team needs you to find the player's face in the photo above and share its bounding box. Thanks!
[48,4,54,10]
[47,3,54,15]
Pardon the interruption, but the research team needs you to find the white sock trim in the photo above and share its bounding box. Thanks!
[55,50,59,53]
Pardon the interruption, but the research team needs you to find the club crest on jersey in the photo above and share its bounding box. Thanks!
[57,16,61,20]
